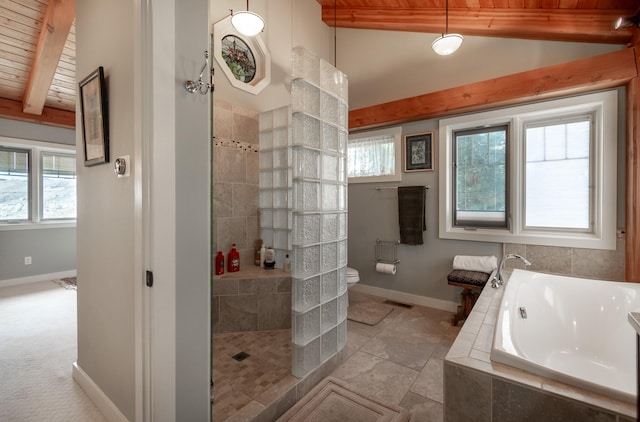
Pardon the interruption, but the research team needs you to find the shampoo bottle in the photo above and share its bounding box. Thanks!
[283,254,291,272]
[260,244,266,268]
[215,251,224,275]
[228,244,240,273]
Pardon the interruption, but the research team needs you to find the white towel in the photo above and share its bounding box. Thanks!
[452,255,498,274]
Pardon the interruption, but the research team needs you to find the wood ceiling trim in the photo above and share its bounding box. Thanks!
[349,47,637,131]
[320,8,632,44]
[22,0,74,115]
[0,97,74,128]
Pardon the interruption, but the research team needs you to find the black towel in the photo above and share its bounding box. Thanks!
[398,186,426,245]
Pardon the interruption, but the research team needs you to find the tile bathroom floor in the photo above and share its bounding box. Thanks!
[212,290,461,421]
[212,329,295,421]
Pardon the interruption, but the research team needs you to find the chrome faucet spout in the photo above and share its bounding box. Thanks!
[491,254,531,288]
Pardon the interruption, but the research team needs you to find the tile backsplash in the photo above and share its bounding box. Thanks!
[504,238,625,281]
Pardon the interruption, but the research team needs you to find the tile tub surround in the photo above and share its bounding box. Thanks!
[444,271,635,422]
[213,267,292,333]
[504,239,625,281]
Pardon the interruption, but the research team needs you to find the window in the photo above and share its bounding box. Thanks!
[524,116,592,230]
[0,147,30,221]
[0,140,76,227]
[348,127,401,183]
[454,125,508,228]
[439,90,617,250]
[41,152,77,220]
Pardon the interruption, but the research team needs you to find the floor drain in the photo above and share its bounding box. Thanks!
[232,352,250,361]
[383,300,413,309]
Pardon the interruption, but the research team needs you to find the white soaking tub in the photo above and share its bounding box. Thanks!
[491,269,640,404]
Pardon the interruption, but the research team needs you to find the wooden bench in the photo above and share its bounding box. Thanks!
[447,270,491,326]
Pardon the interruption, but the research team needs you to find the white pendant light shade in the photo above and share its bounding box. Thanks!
[231,11,264,36]
[431,33,463,56]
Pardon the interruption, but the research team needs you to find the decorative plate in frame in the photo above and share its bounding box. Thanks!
[213,16,271,95]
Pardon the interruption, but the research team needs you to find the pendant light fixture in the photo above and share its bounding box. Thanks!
[431,0,463,56]
[231,0,265,37]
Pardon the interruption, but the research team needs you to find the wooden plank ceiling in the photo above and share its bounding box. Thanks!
[0,1,639,128]
[0,0,75,128]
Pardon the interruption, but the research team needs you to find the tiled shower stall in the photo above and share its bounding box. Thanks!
[259,47,349,377]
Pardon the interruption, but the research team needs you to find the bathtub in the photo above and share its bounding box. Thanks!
[491,269,640,404]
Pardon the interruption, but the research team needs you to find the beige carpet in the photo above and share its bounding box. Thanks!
[0,281,105,421]
[348,302,394,326]
[278,377,409,422]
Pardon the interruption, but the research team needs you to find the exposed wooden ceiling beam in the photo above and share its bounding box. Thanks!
[320,8,633,44]
[0,97,75,129]
[22,0,75,116]
[349,48,638,131]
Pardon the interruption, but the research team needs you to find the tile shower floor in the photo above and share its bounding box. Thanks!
[212,291,461,421]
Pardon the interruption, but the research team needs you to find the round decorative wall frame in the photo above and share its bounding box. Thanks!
[213,15,271,95]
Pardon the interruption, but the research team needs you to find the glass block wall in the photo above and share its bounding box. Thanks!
[290,47,349,378]
[259,105,292,266]
[258,47,348,378]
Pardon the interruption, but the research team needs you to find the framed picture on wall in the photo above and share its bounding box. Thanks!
[403,131,434,172]
[79,66,109,166]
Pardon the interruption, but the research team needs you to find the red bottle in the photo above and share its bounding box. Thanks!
[215,251,225,275]
[228,244,240,273]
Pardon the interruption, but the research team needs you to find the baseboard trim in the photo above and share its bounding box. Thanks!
[0,270,77,289]
[72,362,129,422]
[349,284,458,312]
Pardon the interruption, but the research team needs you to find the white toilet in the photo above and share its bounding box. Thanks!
[346,267,360,288]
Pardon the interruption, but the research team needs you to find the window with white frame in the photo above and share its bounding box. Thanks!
[348,126,402,183]
[0,140,76,226]
[439,90,617,250]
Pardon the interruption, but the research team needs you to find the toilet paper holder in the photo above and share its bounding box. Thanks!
[375,239,400,265]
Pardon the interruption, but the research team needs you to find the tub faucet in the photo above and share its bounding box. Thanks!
[491,254,532,288]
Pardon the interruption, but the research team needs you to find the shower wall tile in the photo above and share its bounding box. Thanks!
[213,100,233,139]
[218,295,258,332]
[216,216,248,252]
[246,151,260,185]
[258,293,292,331]
[276,277,292,293]
[213,278,239,296]
[216,146,247,183]
[234,113,260,145]
[233,184,259,218]
[213,182,232,218]
[213,274,293,333]
[213,99,260,271]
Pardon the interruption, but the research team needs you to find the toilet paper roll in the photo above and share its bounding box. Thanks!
[376,262,397,275]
